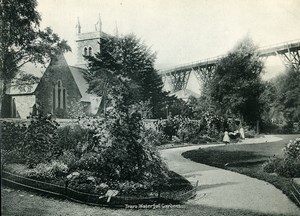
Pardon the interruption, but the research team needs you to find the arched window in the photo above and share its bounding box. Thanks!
[53,80,67,113]
[83,47,88,56]
[63,89,66,109]
[88,47,93,56]
[52,87,56,111]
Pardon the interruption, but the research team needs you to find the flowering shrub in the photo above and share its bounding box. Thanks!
[155,115,181,140]
[177,118,203,143]
[155,115,222,143]
[57,150,77,168]
[25,160,69,181]
[283,138,300,159]
[139,128,168,146]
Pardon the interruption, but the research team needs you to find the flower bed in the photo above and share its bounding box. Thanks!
[2,169,196,207]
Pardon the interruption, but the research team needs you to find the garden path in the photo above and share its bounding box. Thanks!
[160,135,300,215]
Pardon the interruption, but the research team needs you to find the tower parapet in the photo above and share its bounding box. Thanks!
[75,15,103,68]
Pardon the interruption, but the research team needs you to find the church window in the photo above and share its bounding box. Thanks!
[84,47,88,56]
[63,89,66,109]
[53,80,67,112]
[88,47,93,56]
[52,87,56,111]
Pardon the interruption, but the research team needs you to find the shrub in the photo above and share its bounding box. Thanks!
[1,149,25,165]
[262,158,281,173]
[25,160,69,181]
[73,152,102,172]
[275,158,300,178]
[22,115,60,167]
[1,121,27,151]
[56,125,94,152]
[262,138,300,177]
[244,129,256,138]
[283,138,300,159]
[57,150,77,169]
[157,116,181,140]
[177,119,202,143]
[140,128,168,146]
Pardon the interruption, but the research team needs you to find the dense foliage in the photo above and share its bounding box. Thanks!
[85,34,168,118]
[263,138,300,177]
[209,37,264,126]
[1,83,171,193]
[260,67,300,133]
[154,114,223,143]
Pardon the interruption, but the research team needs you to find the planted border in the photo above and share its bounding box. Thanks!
[2,171,197,208]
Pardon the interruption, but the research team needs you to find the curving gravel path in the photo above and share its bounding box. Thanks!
[160,135,300,215]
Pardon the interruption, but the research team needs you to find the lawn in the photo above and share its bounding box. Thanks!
[1,186,292,216]
[182,134,300,207]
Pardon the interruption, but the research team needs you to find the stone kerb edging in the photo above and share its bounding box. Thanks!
[2,171,197,208]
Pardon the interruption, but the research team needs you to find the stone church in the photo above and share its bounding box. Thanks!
[4,18,108,119]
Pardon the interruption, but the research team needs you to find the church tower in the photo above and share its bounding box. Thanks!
[75,15,102,67]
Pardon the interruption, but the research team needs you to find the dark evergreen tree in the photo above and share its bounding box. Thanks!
[86,34,167,118]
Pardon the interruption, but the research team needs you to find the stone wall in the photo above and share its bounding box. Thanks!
[76,31,101,66]
[12,95,35,119]
[35,55,82,118]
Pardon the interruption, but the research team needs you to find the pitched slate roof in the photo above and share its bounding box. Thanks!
[6,83,39,95]
[5,62,46,95]
[68,65,97,102]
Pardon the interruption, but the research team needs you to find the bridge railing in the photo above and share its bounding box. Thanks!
[160,39,300,75]
[258,39,300,53]
[160,54,225,75]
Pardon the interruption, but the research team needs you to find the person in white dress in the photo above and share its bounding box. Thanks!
[223,131,230,144]
[239,127,245,139]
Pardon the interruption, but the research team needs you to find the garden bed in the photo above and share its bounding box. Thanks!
[2,164,196,208]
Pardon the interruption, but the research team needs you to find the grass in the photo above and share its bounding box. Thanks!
[2,186,293,216]
[182,134,300,207]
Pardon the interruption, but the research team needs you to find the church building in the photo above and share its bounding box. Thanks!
[4,17,108,119]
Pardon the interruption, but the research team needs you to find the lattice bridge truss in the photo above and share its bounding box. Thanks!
[160,39,300,93]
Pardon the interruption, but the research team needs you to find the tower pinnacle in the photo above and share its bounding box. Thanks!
[76,17,81,33]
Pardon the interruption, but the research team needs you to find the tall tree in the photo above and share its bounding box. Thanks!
[86,34,167,118]
[209,37,264,126]
[0,0,71,116]
[276,68,300,122]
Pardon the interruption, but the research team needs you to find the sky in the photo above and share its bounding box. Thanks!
[37,0,300,92]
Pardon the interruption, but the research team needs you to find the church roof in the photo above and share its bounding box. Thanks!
[5,63,43,95]
[6,83,38,95]
[170,89,200,101]
[69,65,99,102]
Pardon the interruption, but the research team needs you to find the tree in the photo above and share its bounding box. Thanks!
[209,37,264,126]
[86,34,167,118]
[276,68,300,122]
[0,0,71,116]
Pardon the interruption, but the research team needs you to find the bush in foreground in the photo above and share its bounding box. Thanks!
[262,138,300,177]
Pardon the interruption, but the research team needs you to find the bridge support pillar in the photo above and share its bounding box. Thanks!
[276,49,300,71]
[193,64,216,85]
[165,70,191,92]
